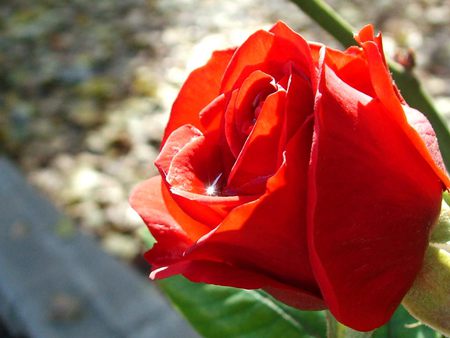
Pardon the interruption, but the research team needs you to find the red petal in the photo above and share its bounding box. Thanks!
[158,123,257,226]
[163,48,236,143]
[308,64,444,331]
[354,24,376,46]
[354,24,388,66]
[264,286,325,311]
[199,93,228,133]
[150,260,325,310]
[224,71,276,158]
[357,33,450,188]
[130,176,195,267]
[309,41,377,98]
[284,67,315,140]
[188,119,319,299]
[170,189,257,226]
[226,90,286,195]
[221,21,313,93]
[224,70,276,158]
[132,175,212,242]
[155,124,203,179]
[165,132,210,194]
[151,260,282,289]
[404,105,447,175]
[269,21,317,88]
[158,125,224,195]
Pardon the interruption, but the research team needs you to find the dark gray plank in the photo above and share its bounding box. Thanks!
[0,157,198,338]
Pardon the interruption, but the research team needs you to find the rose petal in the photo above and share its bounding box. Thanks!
[404,105,447,175]
[155,124,203,179]
[170,188,257,226]
[150,259,325,310]
[264,286,325,311]
[284,66,315,140]
[158,124,256,226]
[159,125,225,196]
[188,118,319,300]
[308,64,444,331]
[226,90,287,195]
[130,176,209,267]
[150,259,280,289]
[269,21,317,88]
[165,132,210,194]
[198,93,237,176]
[356,31,450,188]
[309,42,376,98]
[224,70,276,158]
[163,48,236,143]
[199,93,228,132]
[221,21,313,93]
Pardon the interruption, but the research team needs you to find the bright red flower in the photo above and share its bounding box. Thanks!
[130,22,450,331]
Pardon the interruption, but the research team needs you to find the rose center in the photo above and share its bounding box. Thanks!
[239,84,276,136]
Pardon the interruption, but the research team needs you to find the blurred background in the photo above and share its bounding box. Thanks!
[0,0,449,336]
[2,0,449,261]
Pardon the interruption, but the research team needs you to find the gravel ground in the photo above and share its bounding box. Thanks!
[1,0,449,260]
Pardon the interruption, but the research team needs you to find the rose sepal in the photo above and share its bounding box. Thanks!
[402,200,450,336]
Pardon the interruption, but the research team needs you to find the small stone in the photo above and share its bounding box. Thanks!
[48,293,83,322]
[105,202,143,231]
[54,217,76,239]
[93,181,124,205]
[101,233,140,260]
[69,166,102,201]
[425,6,450,25]
[70,201,106,232]
[9,222,29,239]
[68,100,102,128]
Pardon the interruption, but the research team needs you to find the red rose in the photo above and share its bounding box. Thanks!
[130,22,450,331]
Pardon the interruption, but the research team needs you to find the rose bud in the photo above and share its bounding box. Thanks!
[130,22,450,331]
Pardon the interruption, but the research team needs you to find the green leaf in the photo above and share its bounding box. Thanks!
[158,275,326,338]
[373,305,441,338]
[443,192,450,207]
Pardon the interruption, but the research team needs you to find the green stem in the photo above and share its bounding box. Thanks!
[290,0,355,47]
[289,0,450,171]
[326,311,374,338]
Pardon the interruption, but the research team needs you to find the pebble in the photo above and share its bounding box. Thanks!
[101,233,141,260]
